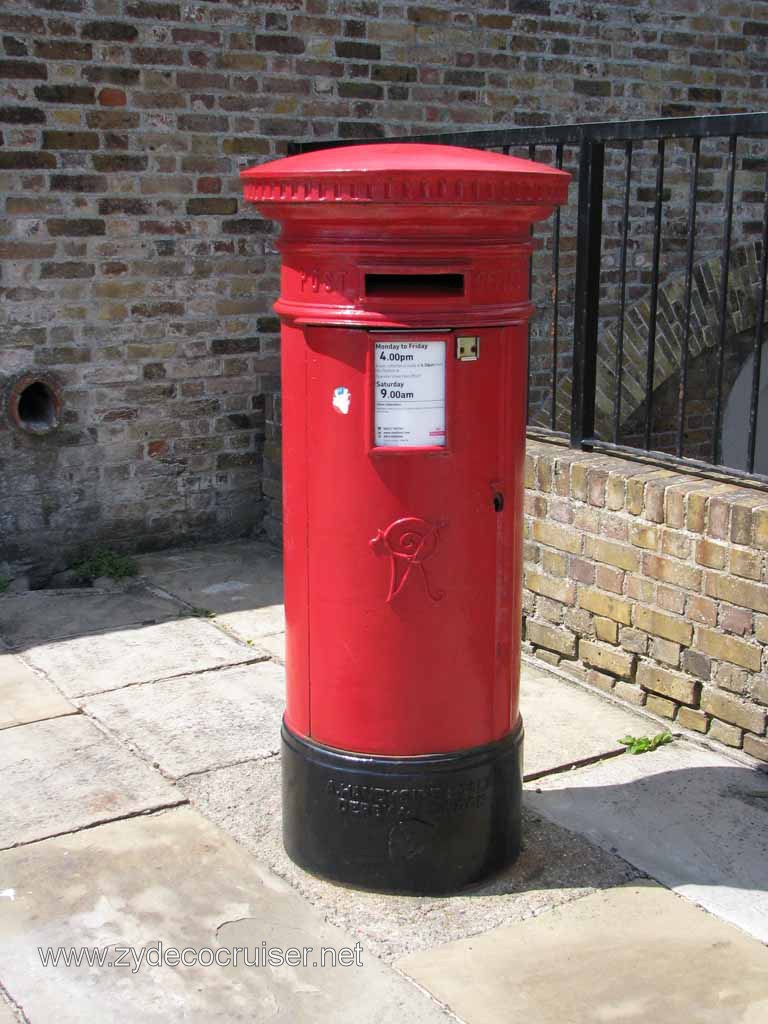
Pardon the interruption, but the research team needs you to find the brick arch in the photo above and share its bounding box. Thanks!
[593,240,766,437]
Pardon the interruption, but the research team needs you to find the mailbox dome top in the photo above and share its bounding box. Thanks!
[241,143,569,207]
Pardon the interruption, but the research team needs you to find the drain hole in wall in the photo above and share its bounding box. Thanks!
[13,380,60,434]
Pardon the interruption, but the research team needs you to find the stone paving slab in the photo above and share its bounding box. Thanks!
[139,541,285,642]
[181,754,640,963]
[0,652,75,730]
[0,587,181,650]
[23,618,264,699]
[397,881,768,1024]
[83,662,286,779]
[0,807,453,1024]
[258,632,285,664]
[526,741,768,943]
[520,662,652,778]
[205,603,285,644]
[136,540,281,577]
[0,715,180,850]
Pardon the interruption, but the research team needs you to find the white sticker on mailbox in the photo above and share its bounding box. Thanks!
[374,340,446,448]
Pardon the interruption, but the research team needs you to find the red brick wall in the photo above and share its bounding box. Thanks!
[1,1,766,571]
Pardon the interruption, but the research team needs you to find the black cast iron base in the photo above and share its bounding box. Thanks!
[281,718,524,895]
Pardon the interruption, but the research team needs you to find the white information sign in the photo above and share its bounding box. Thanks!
[374,340,446,448]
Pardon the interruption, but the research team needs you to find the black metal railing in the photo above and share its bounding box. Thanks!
[290,112,768,486]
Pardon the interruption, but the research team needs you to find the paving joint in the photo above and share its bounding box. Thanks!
[0,708,81,734]
[0,801,188,854]
[0,982,29,1024]
[175,749,280,783]
[524,744,628,782]
[70,653,274,701]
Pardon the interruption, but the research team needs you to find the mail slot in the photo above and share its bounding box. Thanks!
[242,143,569,893]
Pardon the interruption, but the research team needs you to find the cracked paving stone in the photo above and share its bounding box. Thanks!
[0,587,181,650]
[139,541,285,643]
[0,652,75,730]
[23,617,264,699]
[520,662,655,778]
[0,715,180,850]
[0,806,453,1024]
[82,661,286,779]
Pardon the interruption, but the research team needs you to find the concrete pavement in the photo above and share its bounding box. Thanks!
[1,538,766,1022]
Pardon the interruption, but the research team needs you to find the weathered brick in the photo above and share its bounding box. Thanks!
[637,662,699,704]
[48,219,105,237]
[584,535,640,572]
[743,733,768,763]
[0,105,45,124]
[579,640,635,680]
[633,605,692,646]
[0,59,47,79]
[525,619,577,657]
[578,588,632,625]
[754,508,768,550]
[681,649,711,681]
[35,84,95,104]
[629,523,659,550]
[126,2,181,19]
[93,154,148,172]
[532,519,581,554]
[701,688,767,734]
[34,41,92,61]
[187,198,238,216]
[40,262,95,279]
[704,573,768,614]
[730,548,762,581]
[708,719,743,748]
[0,150,56,169]
[651,637,681,667]
[695,538,727,569]
[695,628,762,671]
[81,21,138,42]
[713,663,749,695]
[677,707,709,733]
[613,680,646,706]
[643,553,701,592]
[526,570,575,605]
[51,174,107,192]
[686,594,718,626]
[586,669,616,694]
[645,694,677,719]
[594,616,618,644]
[43,130,99,150]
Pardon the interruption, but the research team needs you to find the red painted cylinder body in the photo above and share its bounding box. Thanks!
[242,144,569,892]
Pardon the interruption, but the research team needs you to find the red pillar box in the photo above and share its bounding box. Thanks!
[242,144,569,893]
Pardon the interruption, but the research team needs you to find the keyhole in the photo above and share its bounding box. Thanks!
[493,492,504,512]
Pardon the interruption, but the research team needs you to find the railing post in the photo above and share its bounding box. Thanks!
[570,138,604,449]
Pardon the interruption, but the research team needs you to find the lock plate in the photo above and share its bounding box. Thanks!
[456,336,479,361]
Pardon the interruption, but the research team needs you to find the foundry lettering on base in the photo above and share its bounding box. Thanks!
[326,776,489,819]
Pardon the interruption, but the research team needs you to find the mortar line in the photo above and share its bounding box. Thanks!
[0,801,188,854]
